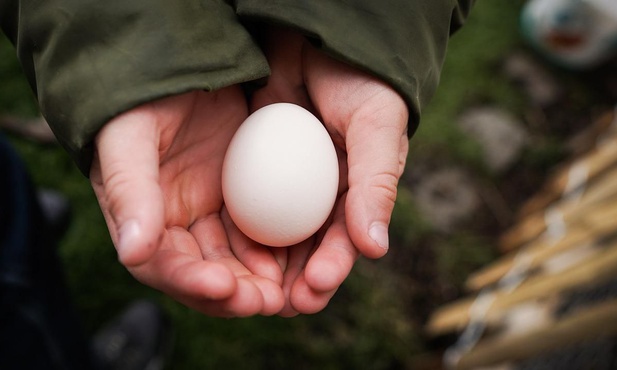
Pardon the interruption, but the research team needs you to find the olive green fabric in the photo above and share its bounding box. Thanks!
[235,0,474,135]
[0,0,270,173]
[0,0,473,175]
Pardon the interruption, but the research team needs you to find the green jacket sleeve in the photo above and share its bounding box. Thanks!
[1,0,472,174]
[0,0,270,174]
[235,0,474,135]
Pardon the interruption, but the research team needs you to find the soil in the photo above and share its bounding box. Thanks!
[386,51,617,362]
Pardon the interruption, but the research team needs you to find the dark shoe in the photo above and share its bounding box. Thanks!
[91,300,173,370]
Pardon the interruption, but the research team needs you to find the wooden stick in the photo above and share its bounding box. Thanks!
[0,114,56,144]
[467,195,617,291]
[514,110,617,220]
[456,299,617,369]
[427,235,617,335]
[498,168,617,255]
[499,138,617,252]
[567,109,617,157]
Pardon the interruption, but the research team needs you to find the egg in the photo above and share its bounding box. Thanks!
[222,103,339,247]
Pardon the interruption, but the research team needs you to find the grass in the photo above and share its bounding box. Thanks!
[412,0,528,170]
[1,1,539,368]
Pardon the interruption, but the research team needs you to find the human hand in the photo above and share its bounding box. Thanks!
[249,28,410,316]
[90,87,285,317]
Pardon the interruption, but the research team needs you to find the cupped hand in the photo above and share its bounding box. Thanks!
[249,28,410,316]
[90,87,285,317]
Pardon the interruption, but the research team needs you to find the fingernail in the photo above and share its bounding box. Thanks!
[368,222,389,251]
[118,219,140,259]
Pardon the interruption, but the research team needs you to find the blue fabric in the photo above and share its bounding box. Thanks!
[0,134,95,370]
[0,133,37,286]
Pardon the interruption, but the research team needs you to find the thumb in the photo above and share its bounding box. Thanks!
[345,104,409,259]
[301,44,409,258]
[92,108,165,267]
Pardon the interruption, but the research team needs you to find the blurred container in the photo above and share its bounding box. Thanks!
[522,0,617,68]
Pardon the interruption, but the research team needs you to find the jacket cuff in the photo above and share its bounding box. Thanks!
[236,0,473,137]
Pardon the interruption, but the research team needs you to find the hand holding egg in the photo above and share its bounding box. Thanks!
[247,28,410,316]
[92,88,287,317]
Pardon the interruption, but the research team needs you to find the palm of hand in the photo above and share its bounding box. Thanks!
[91,88,284,317]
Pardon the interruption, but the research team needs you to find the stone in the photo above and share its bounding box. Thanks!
[458,107,530,173]
[504,52,562,107]
[413,167,481,232]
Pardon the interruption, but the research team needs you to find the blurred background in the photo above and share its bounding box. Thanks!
[2,0,616,369]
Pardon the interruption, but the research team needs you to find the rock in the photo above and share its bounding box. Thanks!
[413,167,480,233]
[503,52,562,107]
[458,107,530,173]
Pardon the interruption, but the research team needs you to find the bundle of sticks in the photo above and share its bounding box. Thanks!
[427,109,617,369]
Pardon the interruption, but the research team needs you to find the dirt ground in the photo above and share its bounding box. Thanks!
[391,48,617,366]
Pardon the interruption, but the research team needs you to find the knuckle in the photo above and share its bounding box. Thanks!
[369,171,400,206]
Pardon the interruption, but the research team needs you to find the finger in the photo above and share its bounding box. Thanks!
[220,208,284,286]
[93,108,165,266]
[304,195,358,292]
[131,248,237,302]
[129,236,273,318]
[189,277,280,318]
[241,275,285,316]
[196,277,264,318]
[289,198,357,314]
[270,247,288,273]
[130,254,264,317]
[277,239,315,317]
[189,216,286,315]
[249,28,312,113]
[289,275,334,315]
[345,114,409,259]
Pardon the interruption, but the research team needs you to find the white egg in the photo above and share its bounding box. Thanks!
[222,103,339,247]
